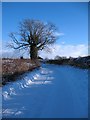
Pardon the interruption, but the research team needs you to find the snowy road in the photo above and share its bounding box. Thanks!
[2,64,88,118]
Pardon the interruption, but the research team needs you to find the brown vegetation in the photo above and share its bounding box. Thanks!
[2,58,40,85]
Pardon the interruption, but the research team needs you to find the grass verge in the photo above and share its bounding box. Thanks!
[2,58,40,86]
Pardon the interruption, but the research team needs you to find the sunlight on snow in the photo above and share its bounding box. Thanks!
[3,91,11,100]
[3,108,23,117]
[2,64,88,118]
[2,65,54,100]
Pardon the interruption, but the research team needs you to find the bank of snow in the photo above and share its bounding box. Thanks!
[2,64,88,118]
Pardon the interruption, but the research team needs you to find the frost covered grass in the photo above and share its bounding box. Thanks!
[2,58,40,85]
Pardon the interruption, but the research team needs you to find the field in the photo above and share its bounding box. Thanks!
[2,63,88,118]
[1,56,90,86]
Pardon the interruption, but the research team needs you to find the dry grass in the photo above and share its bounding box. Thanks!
[2,58,40,85]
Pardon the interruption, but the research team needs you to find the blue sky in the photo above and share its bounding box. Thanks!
[2,2,88,58]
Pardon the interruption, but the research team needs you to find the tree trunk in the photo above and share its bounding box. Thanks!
[30,44,38,60]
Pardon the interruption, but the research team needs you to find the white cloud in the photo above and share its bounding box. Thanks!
[61,41,65,45]
[54,32,64,37]
[0,49,18,58]
[39,44,88,59]
[1,44,88,59]
[1,49,28,58]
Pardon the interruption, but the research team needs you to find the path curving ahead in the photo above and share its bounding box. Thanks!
[2,64,88,118]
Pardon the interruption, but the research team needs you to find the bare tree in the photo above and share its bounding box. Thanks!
[9,19,58,59]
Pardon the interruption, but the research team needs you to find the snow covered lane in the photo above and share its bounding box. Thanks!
[2,64,88,118]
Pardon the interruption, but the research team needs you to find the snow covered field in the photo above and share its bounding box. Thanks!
[2,64,88,118]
